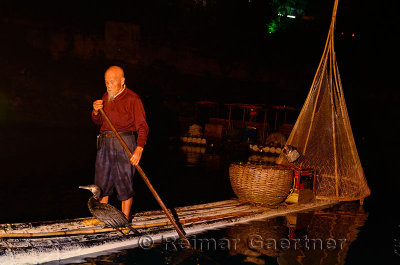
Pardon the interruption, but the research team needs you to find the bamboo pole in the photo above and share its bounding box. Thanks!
[99,109,192,249]
[0,210,261,238]
[330,0,340,197]
[280,21,333,159]
[328,27,339,197]
[303,0,339,155]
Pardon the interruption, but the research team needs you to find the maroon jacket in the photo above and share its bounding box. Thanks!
[92,88,149,147]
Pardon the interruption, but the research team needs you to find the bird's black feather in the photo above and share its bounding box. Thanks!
[87,196,141,236]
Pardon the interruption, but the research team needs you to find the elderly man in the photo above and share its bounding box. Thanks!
[92,66,149,219]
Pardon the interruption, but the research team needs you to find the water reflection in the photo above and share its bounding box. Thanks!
[179,144,226,171]
[225,202,368,265]
[180,144,206,166]
[226,218,286,263]
[71,203,368,265]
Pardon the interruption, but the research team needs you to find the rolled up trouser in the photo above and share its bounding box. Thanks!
[95,131,136,201]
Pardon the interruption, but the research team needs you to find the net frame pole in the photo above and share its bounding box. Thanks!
[329,31,339,197]
[302,0,338,155]
[285,2,336,151]
[331,0,340,197]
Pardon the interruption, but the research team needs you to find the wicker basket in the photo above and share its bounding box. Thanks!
[229,162,294,206]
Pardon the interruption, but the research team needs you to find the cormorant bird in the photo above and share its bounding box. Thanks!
[79,184,140,236]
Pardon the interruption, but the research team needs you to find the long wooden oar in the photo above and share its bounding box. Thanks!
[99,109,191,249]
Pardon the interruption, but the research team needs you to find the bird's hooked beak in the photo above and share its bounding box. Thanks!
[79,185,91,191]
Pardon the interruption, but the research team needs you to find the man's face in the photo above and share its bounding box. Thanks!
[104,70,124,97]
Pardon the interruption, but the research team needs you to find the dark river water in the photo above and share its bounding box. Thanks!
[0,123,398,265]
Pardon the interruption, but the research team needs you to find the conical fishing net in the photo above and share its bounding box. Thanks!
[277,0,370,201]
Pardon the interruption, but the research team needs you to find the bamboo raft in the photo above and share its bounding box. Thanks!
[0,199,337,264]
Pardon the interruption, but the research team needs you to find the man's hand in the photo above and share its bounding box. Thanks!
[130,146,143,166]
[92,100,104,115]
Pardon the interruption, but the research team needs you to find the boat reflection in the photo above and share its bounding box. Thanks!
[179,144,226,171]
[180,144,206,165]
[225,202,368,265]
[226,217,287,263]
